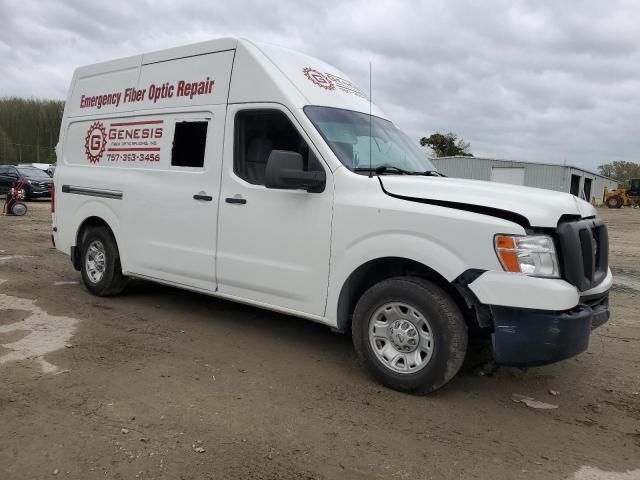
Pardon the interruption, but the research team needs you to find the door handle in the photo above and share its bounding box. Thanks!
[225,196,247,205]
[193,193,213,201]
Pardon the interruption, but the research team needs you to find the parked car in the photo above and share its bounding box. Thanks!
[18,163,54,174]
[0,165,53,199]
[53,38,611,394]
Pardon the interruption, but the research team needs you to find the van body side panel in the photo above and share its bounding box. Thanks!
[58,109,223,291]
[56,49,235,292]
[53,162,126,266]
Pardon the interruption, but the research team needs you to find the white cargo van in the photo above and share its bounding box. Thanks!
[53,38,612,393]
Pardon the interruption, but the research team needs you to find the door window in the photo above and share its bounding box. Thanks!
[234,110,322,185]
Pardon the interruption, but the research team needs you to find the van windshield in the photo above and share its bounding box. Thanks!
[304,106,437,175]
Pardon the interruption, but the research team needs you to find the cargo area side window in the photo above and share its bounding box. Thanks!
[171,121,208,168]
[234,110,322,185]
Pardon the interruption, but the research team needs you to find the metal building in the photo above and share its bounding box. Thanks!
[431,156,619,205]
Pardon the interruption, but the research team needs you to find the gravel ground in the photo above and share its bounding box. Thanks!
[0,201,638,480]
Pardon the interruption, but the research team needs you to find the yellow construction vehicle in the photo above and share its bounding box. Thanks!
[604,178,640,208]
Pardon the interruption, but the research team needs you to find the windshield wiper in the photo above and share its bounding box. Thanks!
[418,170,446,177]
[353,166,445,177]
[354,165,412,175]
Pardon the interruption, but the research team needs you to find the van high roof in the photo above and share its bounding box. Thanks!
[66,38,387,120]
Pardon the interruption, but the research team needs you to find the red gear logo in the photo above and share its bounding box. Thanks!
[303,67,335,90]
[85,122,107,164]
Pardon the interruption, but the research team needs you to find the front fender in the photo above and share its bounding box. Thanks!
[325,231,467,326]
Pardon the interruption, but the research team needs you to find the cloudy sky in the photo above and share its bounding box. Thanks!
[1,0,639,170]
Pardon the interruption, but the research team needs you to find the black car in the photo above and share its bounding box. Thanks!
[0,165,53,199]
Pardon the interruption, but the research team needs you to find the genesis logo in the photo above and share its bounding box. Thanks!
[302,67,367,98]
[302,67,335,90]
[84,121,107,164]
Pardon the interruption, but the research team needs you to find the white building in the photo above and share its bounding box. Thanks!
[431,156,619,205]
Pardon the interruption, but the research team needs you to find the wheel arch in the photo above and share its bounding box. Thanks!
[73,215,122,271]
[335,257,476,333]
[66,197,124,255]
[76,216,117,247]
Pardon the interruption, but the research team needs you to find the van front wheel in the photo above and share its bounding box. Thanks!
[80,227,127,296]
[352,277,467,394]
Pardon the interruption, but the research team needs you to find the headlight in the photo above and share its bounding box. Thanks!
[494,234,560,278]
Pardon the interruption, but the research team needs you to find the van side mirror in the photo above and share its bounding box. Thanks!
[265,150,325,193]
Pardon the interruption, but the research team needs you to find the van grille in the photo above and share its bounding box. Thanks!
[556,218,608,292]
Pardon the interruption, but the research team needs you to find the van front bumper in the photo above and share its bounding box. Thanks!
[466,268,613,367]
[490,292,610,367]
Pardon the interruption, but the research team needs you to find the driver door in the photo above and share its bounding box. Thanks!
[216,105,333,317]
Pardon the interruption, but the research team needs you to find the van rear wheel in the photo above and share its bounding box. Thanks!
[352,277,467,394]
[80,226,127,296]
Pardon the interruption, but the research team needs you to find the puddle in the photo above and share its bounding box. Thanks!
[572,467,640,479]
[0,279,80,374]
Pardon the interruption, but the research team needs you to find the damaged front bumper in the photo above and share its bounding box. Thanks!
[490,291,610,367]
[464,267,613,367]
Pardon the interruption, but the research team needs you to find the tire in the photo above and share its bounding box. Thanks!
[606,195,623,209]
[352,277,467,394]
[80,226,128,296]
[10,202,27,216]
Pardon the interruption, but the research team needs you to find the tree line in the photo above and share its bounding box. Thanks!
[0,97,64,165]
[597,161,640,185]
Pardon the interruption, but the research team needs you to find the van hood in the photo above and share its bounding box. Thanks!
[378,176,597,228]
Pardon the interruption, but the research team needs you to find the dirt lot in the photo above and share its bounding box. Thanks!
[0,201,638,480]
